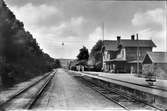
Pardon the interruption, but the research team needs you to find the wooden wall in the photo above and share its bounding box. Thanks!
[125,47,152,61]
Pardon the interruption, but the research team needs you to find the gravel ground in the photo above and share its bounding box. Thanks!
[0,73,49,103]
[35,68,124,110]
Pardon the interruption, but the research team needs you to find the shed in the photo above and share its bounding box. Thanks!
[142,52,167,79]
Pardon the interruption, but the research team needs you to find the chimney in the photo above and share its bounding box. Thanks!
[117,36,121,43]
[136,33,139,40]
[131,35,135,40]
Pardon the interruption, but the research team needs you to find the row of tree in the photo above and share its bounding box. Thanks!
[0,0,61,87]
[70,40,103,71]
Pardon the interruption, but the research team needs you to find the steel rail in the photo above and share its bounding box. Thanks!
[107,87,164,111]
[0,71,53,109]
[26,72,55,109]
[79,76,164,111]
[86,74,165,111]
[80,72,165,110]
[84,72,167,92]
[78,77,129,111]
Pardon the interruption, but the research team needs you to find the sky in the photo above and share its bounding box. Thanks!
[5,0,167,59]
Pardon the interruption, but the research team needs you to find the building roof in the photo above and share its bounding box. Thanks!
[128,60,143,63]
[110,58,126,62]
[103,40,156,51]
[143,52,167,64]
[103,40,118,51]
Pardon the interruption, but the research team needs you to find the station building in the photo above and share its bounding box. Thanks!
[142,52,167,80]
[102,35,156,73]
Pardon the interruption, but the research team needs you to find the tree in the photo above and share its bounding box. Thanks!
[90,40,103,64]
[77,46,89,61]
[0,0,60,86]
[54,59,61,68]
[89,40,103,71]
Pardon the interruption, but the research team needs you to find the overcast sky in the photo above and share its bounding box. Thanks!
[5,0,167,59]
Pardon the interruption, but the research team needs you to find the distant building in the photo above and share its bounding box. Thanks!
[102,35,156,73]
[59,59,74,69]
[142,52,167,79]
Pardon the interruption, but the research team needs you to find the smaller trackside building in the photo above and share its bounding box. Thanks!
[142,52,167,80]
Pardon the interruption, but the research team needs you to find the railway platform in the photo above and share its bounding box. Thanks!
[81,71,167,97]
[70,71,167,109]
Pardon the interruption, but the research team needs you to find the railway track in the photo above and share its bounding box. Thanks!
[77,76,164,111]
[0,71,55,110]
[87,72,167,92]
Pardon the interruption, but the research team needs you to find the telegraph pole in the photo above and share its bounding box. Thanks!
[102,22,104,71]
[102,22,104,42]
[136,33,139,76]
[165,0,167,52]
